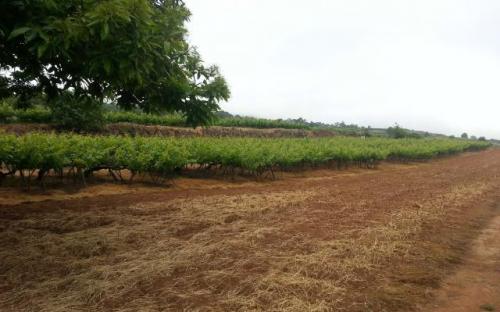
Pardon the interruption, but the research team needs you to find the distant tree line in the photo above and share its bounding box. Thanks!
[459,133,487,141]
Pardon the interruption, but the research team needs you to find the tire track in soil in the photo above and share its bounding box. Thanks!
[421,210,500,312]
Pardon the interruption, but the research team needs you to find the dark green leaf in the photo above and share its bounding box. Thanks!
[7,26,31,40]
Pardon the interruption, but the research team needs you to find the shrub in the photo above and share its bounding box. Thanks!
[0,100,16,123]
[387,125,408,139]
[49,94,104,132]
[16,106,52,123]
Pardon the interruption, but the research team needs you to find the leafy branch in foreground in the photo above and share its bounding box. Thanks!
[0,0,229,127]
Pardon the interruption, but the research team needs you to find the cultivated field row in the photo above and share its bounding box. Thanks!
[0,133,491,187]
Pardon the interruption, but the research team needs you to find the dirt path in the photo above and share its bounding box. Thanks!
[421,212,500,312]
[1,150,500,311]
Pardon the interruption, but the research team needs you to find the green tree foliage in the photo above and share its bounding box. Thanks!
[49,93,105,131]
[387,125,406,139]
[387,124,417,139]
[461,132,468,139]
[0,76,10,99]
[0,0,229,126]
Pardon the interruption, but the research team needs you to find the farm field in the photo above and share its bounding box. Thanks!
[2,1,500,311]
[1,149,500,311]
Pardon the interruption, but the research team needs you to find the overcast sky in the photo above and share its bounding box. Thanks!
[187,0,500,138]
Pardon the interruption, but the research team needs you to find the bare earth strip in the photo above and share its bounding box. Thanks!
[420,213,500,312]
[1,150,500,311]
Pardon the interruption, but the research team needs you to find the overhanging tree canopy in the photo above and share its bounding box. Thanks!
[0,0,229,125]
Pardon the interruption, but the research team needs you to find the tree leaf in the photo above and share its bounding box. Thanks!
[37,44,48,58]
[100,23,109,40]
[8,27,31,40]
[103,60,111,74]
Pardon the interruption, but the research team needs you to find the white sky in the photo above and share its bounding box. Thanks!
[186,0,500,138]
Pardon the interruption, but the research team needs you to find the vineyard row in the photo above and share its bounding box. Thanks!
[0,133,491,187]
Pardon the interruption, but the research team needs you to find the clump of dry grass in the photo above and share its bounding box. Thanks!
[0,191,316,311]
